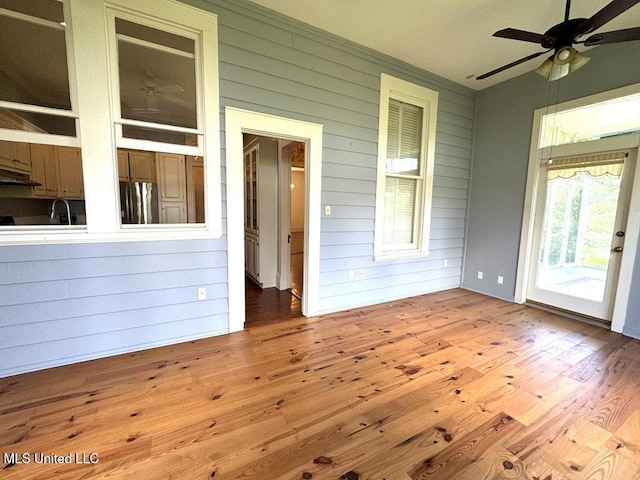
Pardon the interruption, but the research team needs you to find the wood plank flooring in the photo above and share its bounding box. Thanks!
[2,288,640,479]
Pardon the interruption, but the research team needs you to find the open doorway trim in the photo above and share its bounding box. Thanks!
[514,83,640,333]
[225,107,323,331]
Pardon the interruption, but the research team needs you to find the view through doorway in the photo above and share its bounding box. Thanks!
[243,134,306,325]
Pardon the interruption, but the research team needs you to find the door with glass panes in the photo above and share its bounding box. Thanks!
[526,149,634,320]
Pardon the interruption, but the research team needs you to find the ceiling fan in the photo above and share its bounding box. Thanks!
[477,0,640,81]
[122,72,192,114]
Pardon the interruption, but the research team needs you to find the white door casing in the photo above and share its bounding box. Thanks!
[225,107,323,332]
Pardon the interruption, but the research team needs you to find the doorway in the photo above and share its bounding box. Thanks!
[526,148,634,321]
[241,134,306,322]
[224,107,323,333]
[515,84,640,331]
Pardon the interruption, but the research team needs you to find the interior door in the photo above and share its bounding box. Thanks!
[526,148,634,320]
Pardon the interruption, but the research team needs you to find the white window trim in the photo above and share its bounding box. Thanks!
[374,73,438,261]
[0,0,221,244]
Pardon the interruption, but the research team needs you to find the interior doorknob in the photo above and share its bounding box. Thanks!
[613,246,623,253]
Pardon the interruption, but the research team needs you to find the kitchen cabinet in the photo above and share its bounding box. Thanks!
[118,149,155,182]
[156,152,186,223]
[242,137,278,288]
[30,145,83,199]
[57,147,83,199]
[30,144,59,197]
[0,140,31,173]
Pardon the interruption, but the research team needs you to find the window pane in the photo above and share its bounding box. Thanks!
[540,92,640,147]
[0,142,85,226]
[383,176,416,245]
[122,125,197,146]
[116,18,197,129]
[0,2,71,110]
[385,99,422,176]
[118,149,203,225]
[0,108,76,136]
[0,0,64,23]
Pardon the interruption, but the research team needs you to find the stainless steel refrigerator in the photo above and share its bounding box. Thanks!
[119,181,159,224]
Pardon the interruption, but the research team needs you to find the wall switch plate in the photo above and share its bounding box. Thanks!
[348,270,354,280]
[497,275,504,285]
[325,205,331,215]
[444,259,448,267]
[360,269,365,279]
[477,271,483,280]
[197,287,206,300]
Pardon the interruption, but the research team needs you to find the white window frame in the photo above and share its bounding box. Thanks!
[374,73,438,261]
[0,0,221,244]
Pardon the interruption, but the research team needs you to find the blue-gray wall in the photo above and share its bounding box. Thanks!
[462,41,640,338]
[0,0,474,377]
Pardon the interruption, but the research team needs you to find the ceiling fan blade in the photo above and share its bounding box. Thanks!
[583,26,640,45]
[156,85,184,94]
[476,50,550,80]
[578,0,640,34]
[161,94,194,109]
[494,28,555,46]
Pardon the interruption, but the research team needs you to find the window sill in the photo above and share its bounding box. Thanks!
[374,249,431,262]
[0,225,223,245]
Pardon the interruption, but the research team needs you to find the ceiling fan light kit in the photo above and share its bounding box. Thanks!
[534,46,591,80]
[477,0,640,82]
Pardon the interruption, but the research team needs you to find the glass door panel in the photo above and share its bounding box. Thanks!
[527,150,630,320]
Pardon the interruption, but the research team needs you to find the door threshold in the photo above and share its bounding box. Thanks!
[525,300,611,329]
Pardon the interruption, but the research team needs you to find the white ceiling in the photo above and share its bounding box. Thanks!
[247,0,640,90]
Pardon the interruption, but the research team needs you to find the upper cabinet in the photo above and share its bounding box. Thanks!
[0,140,31,173]
[57,147,83,199]
[30,144,59,197]
[118,149,155,183]
[30,144,83,199]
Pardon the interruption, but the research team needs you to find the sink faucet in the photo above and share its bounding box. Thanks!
[50,197,72,225]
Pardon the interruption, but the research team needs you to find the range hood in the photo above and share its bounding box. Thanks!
[0,170,41,187]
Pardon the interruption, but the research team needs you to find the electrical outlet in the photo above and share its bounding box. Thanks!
[497,275,504,285]
[444,259,448,267]
[477,271,483,280]
[197,287,206,300]
[348,270,354,280]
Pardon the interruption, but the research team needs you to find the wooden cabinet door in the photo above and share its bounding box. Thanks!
[13,142,31,172]
[30,144,58,197]
[0,141,14,169]
[156,153,186,202]
[156,152,186,223]
[160,203,186,224]
[129,151,155,183]
[0,141,30,172]
[117,150,129,181]
[57,147,83,199]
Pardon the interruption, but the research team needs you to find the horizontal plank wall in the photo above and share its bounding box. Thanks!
[0,239,229,377]
[202,0,476,313]
[0,0,475,377]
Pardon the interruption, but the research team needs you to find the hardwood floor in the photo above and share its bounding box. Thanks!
[2,288,640,479]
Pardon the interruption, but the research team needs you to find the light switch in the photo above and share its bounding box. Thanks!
[325,205,331,215]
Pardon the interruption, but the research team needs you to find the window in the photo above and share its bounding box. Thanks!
[0,0,220,240]
[374,74,438,260]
